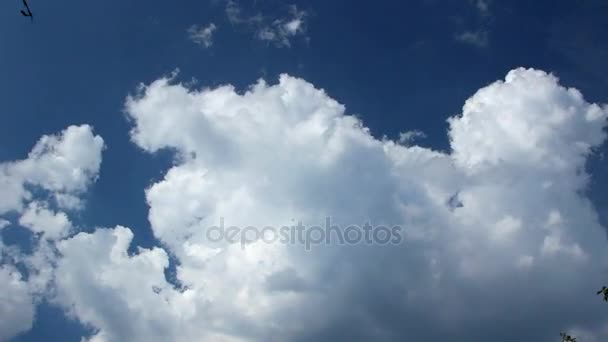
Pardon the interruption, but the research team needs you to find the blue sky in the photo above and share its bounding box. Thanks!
[1,0,608,341]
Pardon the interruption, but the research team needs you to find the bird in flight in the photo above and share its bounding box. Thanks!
[560,332,577,342]
[597,286,608,301]
[20,0,33,22]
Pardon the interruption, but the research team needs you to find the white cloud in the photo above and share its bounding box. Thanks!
[14,125,104,194]
[448,68,606,172]
[19,201,72,240]
[188,23,218,48]
[284,16,304,35]
[0,125,104,215]
[0,266,35,341]
[2,68,608,341]
[225,1,307,47]
[225,0,262,25]
[48,67,605,341]
[455,29,489,47]
[53,227,190,342]
[398,130,427,145]
[456,1,492,47]
[0,125,104,341]
[257,5,307,47]
[472,0,491,16]
[54,193,84,211]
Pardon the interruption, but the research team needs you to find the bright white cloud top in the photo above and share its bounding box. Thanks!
[1,68,607,341]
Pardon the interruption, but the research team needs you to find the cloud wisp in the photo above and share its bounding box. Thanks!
[225,1,308,47]
[454,29,489,47]
[188,23,218,48]
[454,0,493,48]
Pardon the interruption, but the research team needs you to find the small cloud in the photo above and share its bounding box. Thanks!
[472,0,491,16]
[225,0,243,23]
[225,1,308,48]
[398,130,427,145]
[257,5,307,47]
[225,0,263,25]
[453,0,492,47]
[284,16,304,35]
[188,23,218,48]
[257,27,277,42]
[455,29,489,48]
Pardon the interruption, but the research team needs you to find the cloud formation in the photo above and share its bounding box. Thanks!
[0,265,34,341]
[398,130,427,145]
[455,0,493,48]
[454,29,489,47]
[188,23,218,48]
[0,125,104,215]
[0,125,104,340]
[1,69,608,341]
[225,1,307,47]
[472,0,491,17]
[256,5,307,47]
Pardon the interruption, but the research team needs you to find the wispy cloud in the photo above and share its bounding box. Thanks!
[225,0,262,25]
[188,23,218,48]
[225,1,308,47]
[455,29,489,47]
[472,0,491,17]
[454,0,492,48]
[398,130,427,145]
[256,5,307,47]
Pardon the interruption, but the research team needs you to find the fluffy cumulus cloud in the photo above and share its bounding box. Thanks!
[0,265,35,341]
[2,68,608,341]
[19,201,73,240]
[0,125,104,340]
[42,67,608,341]
[0,125,104,215]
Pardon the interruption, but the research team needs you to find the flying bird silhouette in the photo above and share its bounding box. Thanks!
[597,286,608,301]
[560,332,577,342]
[20,0,33,22]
